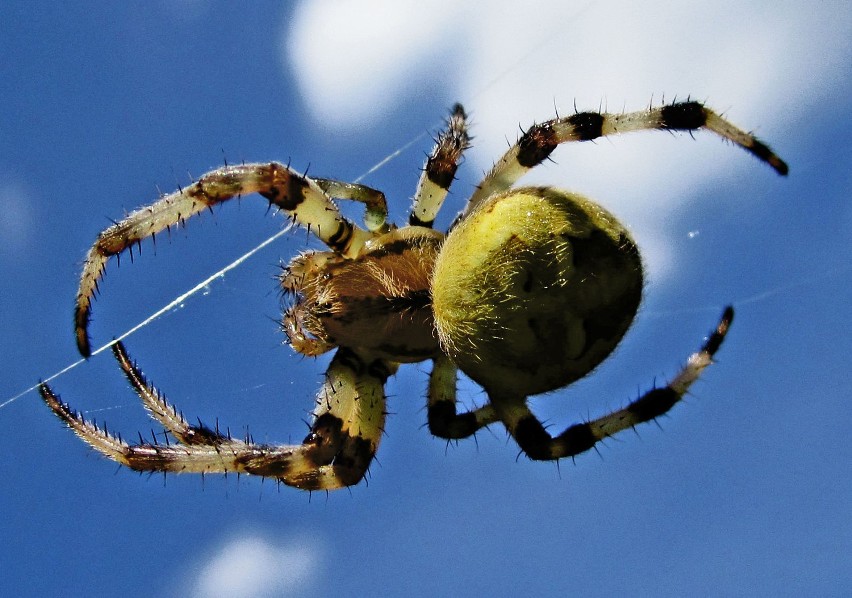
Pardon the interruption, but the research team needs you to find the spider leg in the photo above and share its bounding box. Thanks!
[409,104,471,228]
[490,307,734,461]
[75,162,374,356]
[463,100,788,218]
[312,178,390,234]
[426,354,498,439]
[39,345,395,490]
[111,341,220,445]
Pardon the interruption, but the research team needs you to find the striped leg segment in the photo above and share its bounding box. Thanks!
[426,354,498,439]
[463,101,789,218]
[111,341,222,446]
[313,178,390,234]
[491,307,734,461]
[39,345,394,490]
[74,162,374,357]
[409,104,471,228]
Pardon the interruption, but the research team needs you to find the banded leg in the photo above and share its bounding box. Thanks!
[409,104,471,228]
[427,354,498,439]
[39,345,394,491]
[463,101,788,218]
[313,178,390,234]
[111,341,223,445]
[491,307,734,461]
[75,162,374,356]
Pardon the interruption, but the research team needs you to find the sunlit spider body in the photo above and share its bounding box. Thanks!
[40,101,787,490]
[434,187,642,399]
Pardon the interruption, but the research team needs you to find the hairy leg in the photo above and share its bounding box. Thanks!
[409,104,471,228]
[75,162,374,356]
[463,101,788,218]
[491,307,734,461]
[40,344,395,490]
[426,354,498,439]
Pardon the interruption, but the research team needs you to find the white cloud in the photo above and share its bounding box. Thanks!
[284,0,467,128]
[282,0,850,280]
[189,533,323,598]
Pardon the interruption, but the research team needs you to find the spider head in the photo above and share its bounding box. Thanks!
[431,187,643,397]
[282,227,445,362]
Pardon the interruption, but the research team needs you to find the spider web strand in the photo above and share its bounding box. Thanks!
[1,227,291,410]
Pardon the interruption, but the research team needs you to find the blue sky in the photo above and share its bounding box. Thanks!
[1,1,850,596]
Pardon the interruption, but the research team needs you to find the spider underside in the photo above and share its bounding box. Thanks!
[40,100,787,490]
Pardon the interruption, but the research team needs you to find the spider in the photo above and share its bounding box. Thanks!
[39,100,787,491]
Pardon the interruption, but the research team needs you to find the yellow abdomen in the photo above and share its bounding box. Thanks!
[432,187,643,397]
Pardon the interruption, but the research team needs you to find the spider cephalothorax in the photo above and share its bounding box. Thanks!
[40,101,787,490]
[282,226,444,362]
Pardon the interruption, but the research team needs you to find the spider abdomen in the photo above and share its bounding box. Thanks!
[432,187,643,397]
